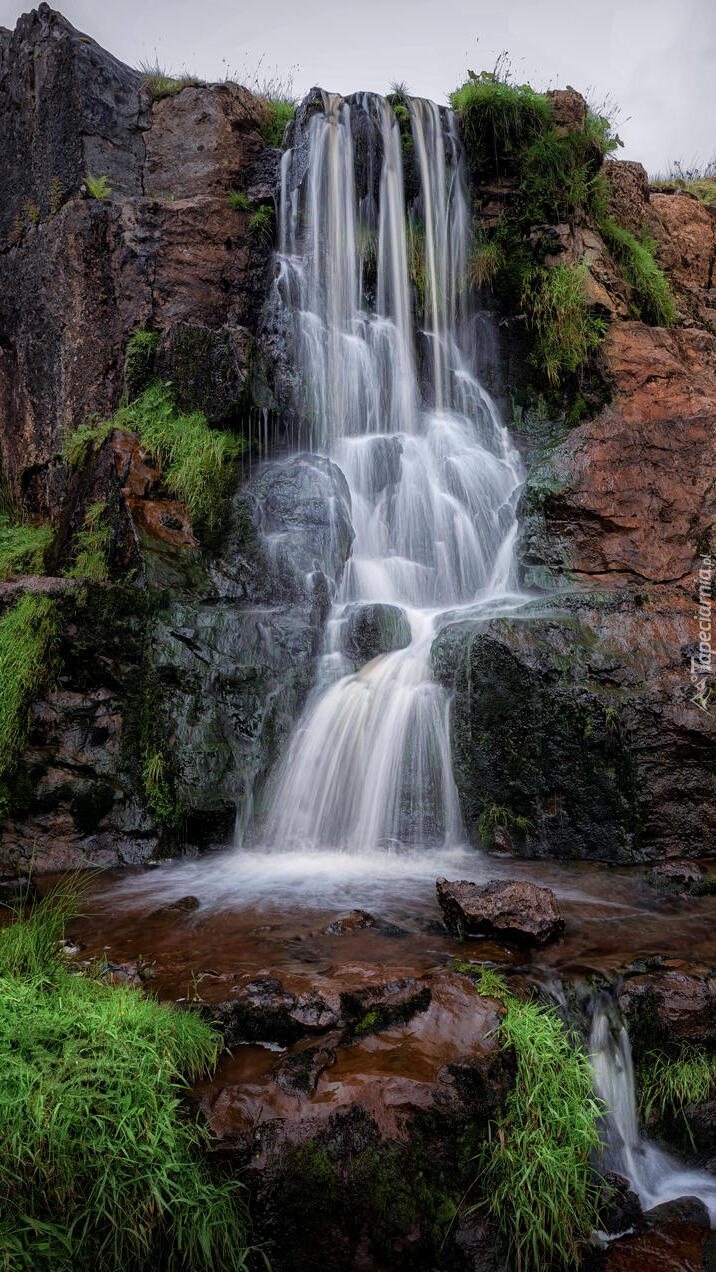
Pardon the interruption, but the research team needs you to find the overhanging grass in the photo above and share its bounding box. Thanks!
[0,878,254,1271]
[259,99,295,148]
[522,263,607,386]
[450,73,552,175]
[0,595,60,817]
[61,384,243,536]
[640,1046,716,1139]
[596,216,677,326]
[0,515,53,580]
[459,967,603,1270]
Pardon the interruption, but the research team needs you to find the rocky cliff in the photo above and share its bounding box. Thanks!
[0,7,714,871]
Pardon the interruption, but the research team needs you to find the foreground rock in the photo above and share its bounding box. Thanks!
[436,877,565,945]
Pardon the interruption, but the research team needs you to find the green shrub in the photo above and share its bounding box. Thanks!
[65,500,110,582]
[259,99,295,148]
[520,129,604,224]
[522,263,607,386]
[450,72,552,175]
[84,174,111,200]
[0,516,53,579]
[597,216,677,325]
[228,189,251,213]
[0,595,60,816]
[247,205,275,246]
[463,969,603,1270]
[0,879,253,1271]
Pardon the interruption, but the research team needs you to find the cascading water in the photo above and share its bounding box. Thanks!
[262,90,524,856]
[589,997,716,1222]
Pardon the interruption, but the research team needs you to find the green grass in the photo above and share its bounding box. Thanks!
[0,595,60,817]
[0,516,53,580]
[124,328,159,399]
[228,189,251,213]
[247,205,275,246]
[522,263,607,386]
[469,236,505,289]
[65,501,110,582]
[457,968,603,1270]
[258,99,295,148]
[84,174,111,200]
[0,878,254,1271]
[61,384,243,536]
[138,61,201,101]
[596,216,677,326]
[450,72,552,176]
[640,1046,716,1139]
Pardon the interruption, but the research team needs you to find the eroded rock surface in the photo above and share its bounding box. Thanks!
[437,877,564,945]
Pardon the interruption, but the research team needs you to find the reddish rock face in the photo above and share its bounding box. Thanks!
[143,83,266,198]
[602,1220,714,1271]
[436,877,565,945]
[647,192,716,326]
[619,964,716,1047]
[604,160,651,236]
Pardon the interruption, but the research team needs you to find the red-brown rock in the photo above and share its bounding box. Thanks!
[436,877,565,945]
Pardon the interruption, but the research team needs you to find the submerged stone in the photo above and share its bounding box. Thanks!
[341,603,411,666]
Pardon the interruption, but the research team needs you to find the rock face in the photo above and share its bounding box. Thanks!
[0,5,274,516]
[436,877,564,945]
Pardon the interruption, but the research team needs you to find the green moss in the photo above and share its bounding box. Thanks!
[340,986,432,1040]
[0,879,252,1271]
[0,515,53,580]
[259,99,295,148]
[123,327,159,400]
[0,595,60,818]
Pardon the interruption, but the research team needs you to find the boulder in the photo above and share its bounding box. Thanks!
[436,877,565,945]
[643,1196,710,1228]
[341,602,412,665]
[619,965,716,1048]
[546,88,587,135]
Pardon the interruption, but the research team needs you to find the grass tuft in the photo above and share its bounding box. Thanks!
[458,967,603,1270]
[640,1046,716,1139]
[597,216,677,326]
[450,71,552,176]
[65,500,110,582]
[0,595,60,817]
[228,189,251,213]
[0,516,53,580]
[0,879,254,1270]
[247,205,275,246]
[258,99,295,148]
[522,263,607,386]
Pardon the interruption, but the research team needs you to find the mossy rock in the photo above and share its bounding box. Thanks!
[155,322,252,426]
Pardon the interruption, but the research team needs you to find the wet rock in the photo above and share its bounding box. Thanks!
[599,1220,716,1271]
[209,976,341,1046]
[436,877,564,946]
[339,979,432,1039]
[321,910,378,935]
[0,876,39,907]
[273,1045,336,1098]
[154,322,252,425]
[643,1196,710,1228]
[342,603,411,665]
[597,1171,642,1236]
[647,861,704,893]
[432,592,716,863]
[619,965,716,1048]
[149,895,200,919]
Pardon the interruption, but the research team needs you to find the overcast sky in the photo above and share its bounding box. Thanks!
[1,0,714,175]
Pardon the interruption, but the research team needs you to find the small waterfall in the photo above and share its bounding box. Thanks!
[589,997,716,1222]
[260,90,524,856]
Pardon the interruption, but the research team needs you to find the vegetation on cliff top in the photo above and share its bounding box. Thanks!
[451,64,676,409]
[0,594,60,818]
[456,965,603,1270]
[0,879,253,1271]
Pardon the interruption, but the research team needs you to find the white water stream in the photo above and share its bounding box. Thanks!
[263,90,523,856]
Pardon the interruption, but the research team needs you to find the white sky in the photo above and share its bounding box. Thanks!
[1,0,714,175]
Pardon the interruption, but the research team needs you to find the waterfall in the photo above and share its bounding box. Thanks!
[589,997,716,1222]
[261,90,524,855]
